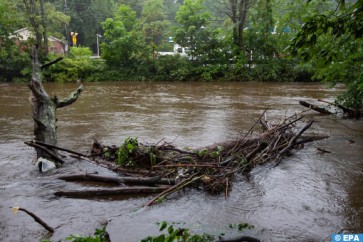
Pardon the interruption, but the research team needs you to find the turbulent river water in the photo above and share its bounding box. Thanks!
[0,82,362,242]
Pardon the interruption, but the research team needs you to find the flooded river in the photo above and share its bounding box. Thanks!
[0,82,362,242]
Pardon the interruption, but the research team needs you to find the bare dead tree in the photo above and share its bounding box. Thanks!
[23,0,83,167]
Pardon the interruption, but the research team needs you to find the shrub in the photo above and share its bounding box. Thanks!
[44,47,98,82]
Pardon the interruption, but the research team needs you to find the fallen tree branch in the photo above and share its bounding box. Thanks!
[274,119,314,167]
[299,100,332,115]
[24,141,65,164]
[58,174,175,186]
[11,207,54,233]
[33,141,87,157]
[152,164,222,169]
[145,174,203,206]
[41,57,63,69]
[54,186,169,198]
[71,110,322,201]
[318,98,356,117]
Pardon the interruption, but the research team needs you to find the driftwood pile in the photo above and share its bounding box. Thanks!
[39,110,327,205]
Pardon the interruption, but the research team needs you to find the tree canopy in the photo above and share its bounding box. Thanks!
[0,0,362,110]
[291,0,363,109]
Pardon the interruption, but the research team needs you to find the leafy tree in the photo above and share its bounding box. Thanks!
[53,0,115,52]
[0,0,29,81]
[174,0,212,60]
[43,2,70,39]
[247,0,275,57]
[291,0,363,111]
[164,0,183,24]
[101,4,146,68]
[222,0,252,50]
[141,0,170,46]
[114,0,144,17]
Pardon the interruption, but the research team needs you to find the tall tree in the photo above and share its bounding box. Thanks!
[174,0,211,59]
[141,0,170,46]
[224,0,251,50]
[46,3,70,40]
[55,0,115,53]
[114,0,144,17]
[101,4,145,67]
[22,0,83,168]
[0,0,29,81]
[246,0,276,59]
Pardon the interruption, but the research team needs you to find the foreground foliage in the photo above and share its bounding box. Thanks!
[41,225,109,242]
[41,222,257,242]
[65,226,109,242]
[291,0,363,110]
[141,222,214,242]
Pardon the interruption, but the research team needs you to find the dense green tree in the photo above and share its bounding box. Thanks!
[163,0,183,28]
[101,4,146,67]
[174,0,212,59]
[43,3,69,38]
[141,0,170,46]
[291,0,363,111]
[0,0,29,81]
[52,0,115,53]
[114,0,144,17]
[247,0,275,59]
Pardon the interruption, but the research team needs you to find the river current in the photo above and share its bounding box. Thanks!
[0,82,362,242]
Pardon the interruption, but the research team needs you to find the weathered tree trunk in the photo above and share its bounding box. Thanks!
[24,0,83,167]
[28,47,58,160]
[237,0,250,49]
[28,54,83,166]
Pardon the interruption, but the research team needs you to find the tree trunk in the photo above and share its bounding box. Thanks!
[237,0,250,49]
[28,54,83,166]
[29,46,58,160]
[228,0,251,50]
[24,0,83,168]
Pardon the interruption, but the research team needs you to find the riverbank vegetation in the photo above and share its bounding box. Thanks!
[0,0,363,108]
[0,0,362,110]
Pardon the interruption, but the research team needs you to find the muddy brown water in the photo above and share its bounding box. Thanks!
[0,82,362,242]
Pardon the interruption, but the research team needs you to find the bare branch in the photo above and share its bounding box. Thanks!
[41,57,63,69]
[24,141,65,164]
[11,207,54,233]
[55,85,84,109]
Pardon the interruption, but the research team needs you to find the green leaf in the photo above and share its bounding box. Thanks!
[159,221,168,231]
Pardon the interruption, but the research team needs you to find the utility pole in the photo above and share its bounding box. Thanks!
[40,0,48,54]
[63,0,70,52]
[96,34,102,57]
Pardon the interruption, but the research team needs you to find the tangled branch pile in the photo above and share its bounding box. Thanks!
[74,112,324,202]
